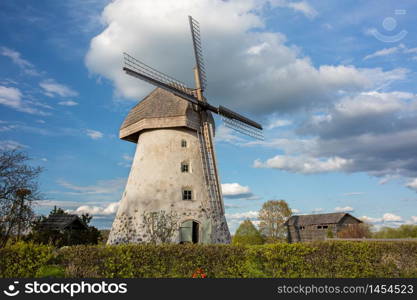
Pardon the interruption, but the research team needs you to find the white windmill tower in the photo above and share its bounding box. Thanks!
[107,16,263,245]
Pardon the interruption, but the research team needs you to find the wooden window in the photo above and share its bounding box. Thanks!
[181,139,187,148]
[322,225,328,229]
[181,162,189,173]
[182,189,192,200]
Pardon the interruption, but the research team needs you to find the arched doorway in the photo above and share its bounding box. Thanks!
[179,220,199,243]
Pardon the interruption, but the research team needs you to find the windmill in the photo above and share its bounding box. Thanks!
[107,16,263,245]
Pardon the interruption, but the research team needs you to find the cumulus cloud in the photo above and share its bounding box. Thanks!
[40,79,78,98]
[254,155,352,174]
[382,213,402,222]
[221,182,260,200]
[361,213,403,224]
[334,206,354,212]
[86,129,104,140]
[84,0,400,116]
[251,90,417,190]
[70,202,120,216]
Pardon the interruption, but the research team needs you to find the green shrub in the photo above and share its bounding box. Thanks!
[35,265,65,278]
[1,241,417,278]
[0,242,54,278]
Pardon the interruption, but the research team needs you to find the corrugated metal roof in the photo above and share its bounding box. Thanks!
[285,213,362,226]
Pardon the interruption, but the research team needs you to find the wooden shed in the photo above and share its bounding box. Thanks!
[284,212,362,243]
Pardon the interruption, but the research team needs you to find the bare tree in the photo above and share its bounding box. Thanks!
[258,200,292,242]
[0,150,42,247]
[142,210,179,244]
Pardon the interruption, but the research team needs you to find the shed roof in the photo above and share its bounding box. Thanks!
[40,214,87,231]
[284,213,362,226]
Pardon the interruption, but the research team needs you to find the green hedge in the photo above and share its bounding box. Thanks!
[1,241,417,278]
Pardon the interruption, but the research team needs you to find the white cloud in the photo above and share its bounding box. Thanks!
[225,210,258,220]
[0,47,40,75]
[117,153,134,167]
[0,85,49,115]
[286,1,318,19]
[86,129,104,140]
[215,125,244,143]
[267,119,292,130]
[0,140,26,150]
[84,0,400,116]
[406,178,417,192]
[70,202,120,216]
[222,183,250,196]
[57,178,126,195]
[364,45,403,60]
[291,208,301,214]
[408,216,417,224]
[58,100,78,106]
[254,155,352,174]
[221,182,260,200]
[312,208,323,213]
[342,192,363,196]
[360,216,381,224]
[40,79,78,98]
[382,213,402,222]
[334,206,354,212]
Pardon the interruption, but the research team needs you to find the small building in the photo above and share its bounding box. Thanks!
[40,214,88,231]
[284,212,362,243]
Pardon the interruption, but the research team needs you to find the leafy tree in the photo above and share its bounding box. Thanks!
[26,206,100,247]
[232,219,264,245]
[0,150,42,247]
[337,223,372,238]
[373,225,417,239]
[142,210,179,244]
[258,200,292,242]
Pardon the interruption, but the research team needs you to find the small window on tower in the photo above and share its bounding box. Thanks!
[182,189,192,200]
[181,162,189,173]
[181,140,187,148]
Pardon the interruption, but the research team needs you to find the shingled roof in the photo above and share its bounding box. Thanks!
[119,88,211,143]
[40,214,87,231]
[284,212,362,226]
[121,88,196,130]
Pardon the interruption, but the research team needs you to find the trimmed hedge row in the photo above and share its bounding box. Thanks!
[1,241,417,278]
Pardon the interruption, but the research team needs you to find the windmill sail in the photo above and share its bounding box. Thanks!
[188,16,207,91]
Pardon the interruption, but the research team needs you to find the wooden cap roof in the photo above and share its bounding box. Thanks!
[119,88,211,143]
[284,212,362,226]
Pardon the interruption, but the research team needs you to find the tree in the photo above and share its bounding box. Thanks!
[0,150,42,247]
[337,223,372,238]
[373,225,417,239]
[142,210,179,244]
[232,219,264,245]
[27,206,100,247]
[258,200,292,242]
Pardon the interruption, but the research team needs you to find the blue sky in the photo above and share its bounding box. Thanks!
[1,0,417,233]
